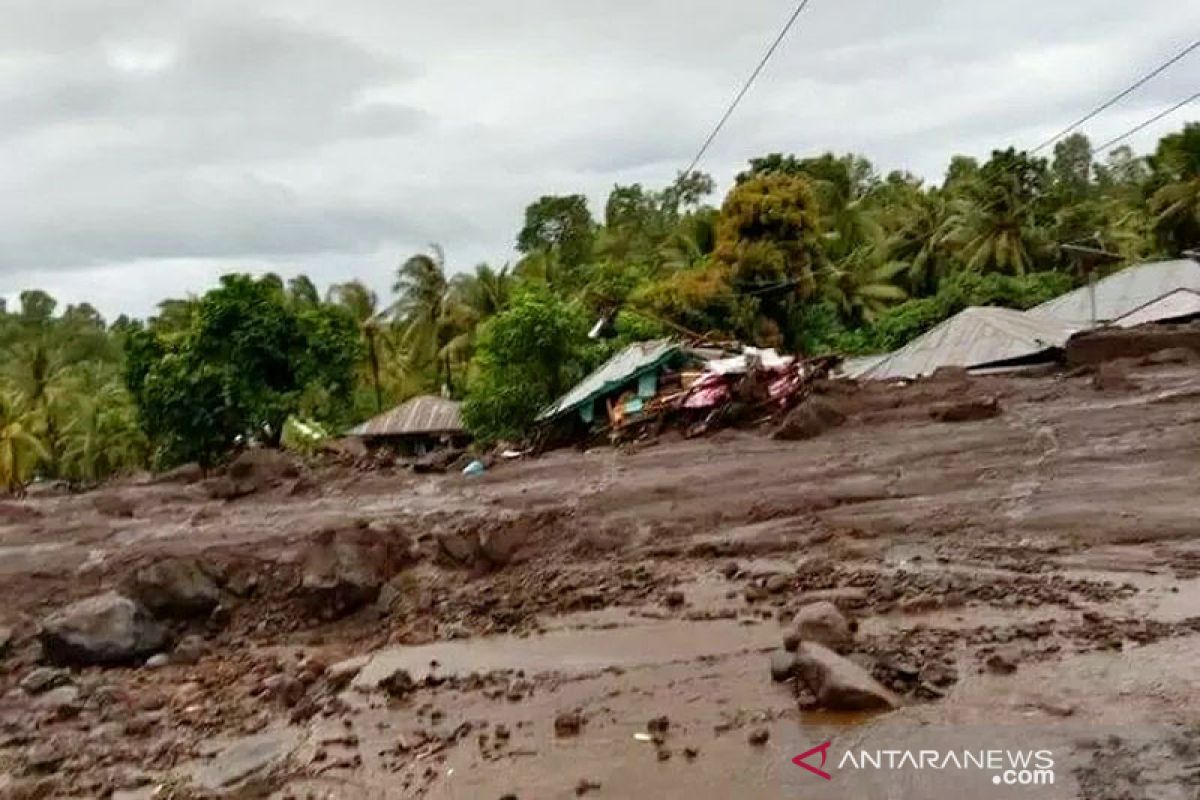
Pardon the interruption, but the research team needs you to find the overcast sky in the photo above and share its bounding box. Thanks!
[4,0,1199,318]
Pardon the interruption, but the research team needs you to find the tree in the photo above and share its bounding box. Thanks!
[711,171,825,346]
[942,149,1052,275]
[0,387,48,496]
[516,194,596,271]
[461,287,595,442]
[1150,122,1200,252]
[125,274,361,468]
[392,245,471,393]
[1050,133,1094,205]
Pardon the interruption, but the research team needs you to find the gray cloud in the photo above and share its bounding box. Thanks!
[3,0,1200,317]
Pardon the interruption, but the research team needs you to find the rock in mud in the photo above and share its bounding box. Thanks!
[793,642,900,712]
[929,396,1000,423]
[1141,347,1196,365]
[748,728,770,746]
[170,634,211,666]
[555,710,584,737]
[155,462,204,484]
[773,397,846,441]
[20,667,70,695]
[770,650,798,682]
[575,778,601,795]
[378,668,416,698]
[412,448,466,474]
[191,729,301,790]
[437,529,480,565]
[0,625,12,657]
[1092,362,1138,392]
[206,448,300,500]
[299,523,412,619]
[124,557,221,618]
[93,493,136,518]
[984,650,1019,675]
[791,601,854,651]
[39,592,168,666]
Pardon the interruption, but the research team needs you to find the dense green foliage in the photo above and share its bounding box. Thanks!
[2,123,1199,483]
[123,275,361,468]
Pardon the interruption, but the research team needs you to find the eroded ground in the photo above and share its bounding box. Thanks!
[1,358,1199,799]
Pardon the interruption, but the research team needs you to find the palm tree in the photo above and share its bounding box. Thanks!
[392,245,471,395]
[57,363,145,486]
[1150,123,1200,252]
[821,246,908,325]
[328,280,388,413]
[0,387,48,497]
[657,209,717,273]
[942,191,1048,275]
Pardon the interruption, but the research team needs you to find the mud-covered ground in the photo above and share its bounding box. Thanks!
[2,355,1200,799]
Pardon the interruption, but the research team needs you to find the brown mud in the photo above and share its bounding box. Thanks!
[1,359,1199,798]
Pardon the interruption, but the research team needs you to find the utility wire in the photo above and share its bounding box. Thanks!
[683,0,815,175]
[1093,89,1200,152]
[1031,38,1200,154]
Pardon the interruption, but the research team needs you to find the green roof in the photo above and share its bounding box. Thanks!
[538,339,680,422]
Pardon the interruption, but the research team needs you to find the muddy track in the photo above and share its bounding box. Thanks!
[1,361,1199,798]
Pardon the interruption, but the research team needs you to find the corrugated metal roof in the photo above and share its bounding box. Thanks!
[348,395,464,437]
[839,353,887,379]
[1113,288,1200,328]
[859,306,1076,381]
[538,339,680,421]
[1029,258,1200,328]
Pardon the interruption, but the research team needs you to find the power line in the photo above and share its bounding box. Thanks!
[683,0,816,176]
[1030,38,1200,154]
[1094,89,1200,152]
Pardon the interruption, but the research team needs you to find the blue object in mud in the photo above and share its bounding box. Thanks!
[462,459,486,476]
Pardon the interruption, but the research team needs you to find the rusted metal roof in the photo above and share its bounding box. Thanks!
[348,395,464,437]
[857,306,1076,381]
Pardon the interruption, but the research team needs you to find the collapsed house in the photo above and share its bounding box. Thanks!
[346,395,470,456]
[1028,257,1200,329]
[846,256,1200,381]
[850,307,1077,381]
[538,339,835,444]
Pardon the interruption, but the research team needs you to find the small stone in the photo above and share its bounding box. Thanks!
[144,654,169,669]
[782,632,800,652]
[765,574,789,594]
[647,715,670,735]
[554,710,584,737]
[379,668,416,698]
[656,748,671,761]
[663,591,685,608]
[721,562,740,579]
[575,778,601,795]
[770,650,798,682]
[683,746,700,761]
[20,667,70,695]
[748,728,770,746]
[985,651,1018,676]
[0,626,12,657]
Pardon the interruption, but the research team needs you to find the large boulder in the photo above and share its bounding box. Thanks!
[39,592,168,666]
[792,601,854,651]
[299,523,414,619]
[124,557,221,618]
[793,642,900,712]
[773,397,846,441]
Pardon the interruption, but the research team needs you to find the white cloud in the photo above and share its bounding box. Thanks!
[3,0,1200,317]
